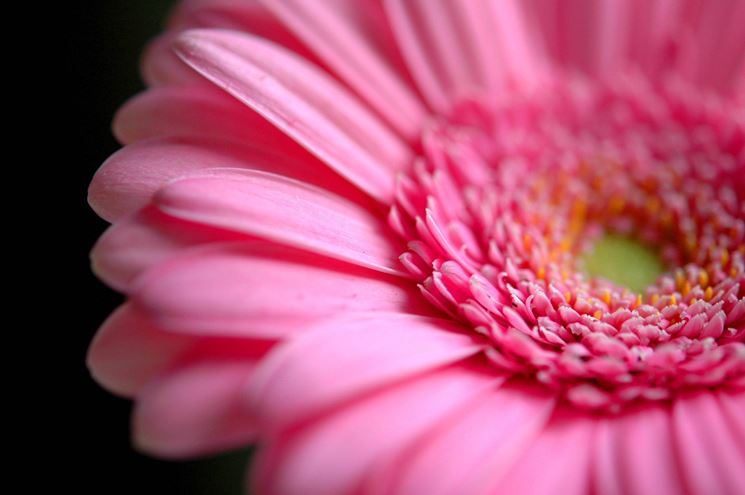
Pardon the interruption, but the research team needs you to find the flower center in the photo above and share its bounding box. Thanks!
[389,74,745,412]
[580,234,664,294]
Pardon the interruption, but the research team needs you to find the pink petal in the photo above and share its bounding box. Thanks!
[133,359,258,459]
[685,0,745,92]
[380,380,556,495]
[251,361,504,495]
[140,32,209,87]
[174,29,412,203]
[258,0,425,139]
[592,0,633,77]
[113,85,304,154]
[717,390,745,446]
[88,137,364,222]
[133,241,431,338]
[489,407,595,495]
[673,391,745,495]
[87,303,271,398]
[555,0,599,75]
[91,207,247,292]
[487,0,548,84]
[154,170,406,276]
[380,0,488,110]
[593,403,686,495]
[382,0,453,112]
[86,304,194,396]
[247,313,486,431]
[168,0,319,64]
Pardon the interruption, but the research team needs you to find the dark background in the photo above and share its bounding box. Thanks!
[73,2,249,493]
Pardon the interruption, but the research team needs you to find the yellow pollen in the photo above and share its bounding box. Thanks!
[682,282,692,297]
[704,286,714,301]
[594,309,604,319]
[659,211,673,228]
[690,298,698,305]
[721,250,730,267]
[650,293,661,305]
[670,294,678,306]
[731,267,739,278]
[602,290,612,305]
[642,177,657,191]
[685,238,697,253]
[633,294,643,309]
[564,291,573,303]
[608,196,625,214]
[675,270,686,289]
[646,197,661,214]
[698,270,709,287]
[536,266,546,279]
[523,234,532,251]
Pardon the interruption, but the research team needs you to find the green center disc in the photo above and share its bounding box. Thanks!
[580,234,666,294]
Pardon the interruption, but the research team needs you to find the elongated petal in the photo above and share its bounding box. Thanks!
[174,29,412,203]
[673,391,745,495]
[91,207,246,292]
[593,404,685,495]
[86,304,194,396]
[141,32,209,87]
[168,0,318,63]
[489,407,595,495]
[133,359,258,458]
[88,137,361,222]
[154,170,406,276]
[383,0,452,112]
[381,381,556,495]
[717,390,745,446]
[252,361,504,495]
[258,0,425,139]
[487,0,547,84]
[113,85,304,153]
[87,303,271,397]
[248,313,485,431]
[133,241,431,338]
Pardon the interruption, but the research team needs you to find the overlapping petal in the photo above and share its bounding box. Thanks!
[87,1,745,494]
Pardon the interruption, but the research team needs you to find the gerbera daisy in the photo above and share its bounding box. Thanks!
[88,1,745,493]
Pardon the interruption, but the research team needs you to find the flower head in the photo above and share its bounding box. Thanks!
[88,1,744,493]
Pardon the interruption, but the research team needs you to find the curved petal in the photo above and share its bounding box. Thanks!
[91,206,248,292]
[379,381,556,495]
[132,241,432,339]
[113,85,304,154]
[247,313,486,431]
[168,0,318,63]
[251,360,504,495]
[133,359,258,459]
[86,304,194,396]
[88,137,362,222]
[141,32,208,87]
[154,170,407,276]
[174,29,412,203]
[673,391,745,495]
[258,0,425,139]
[87,303,272,398]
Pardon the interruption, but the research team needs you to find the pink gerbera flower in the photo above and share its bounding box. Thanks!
[88,1,745,493]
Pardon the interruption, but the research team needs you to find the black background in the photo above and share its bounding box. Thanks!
[72,2,249,493]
